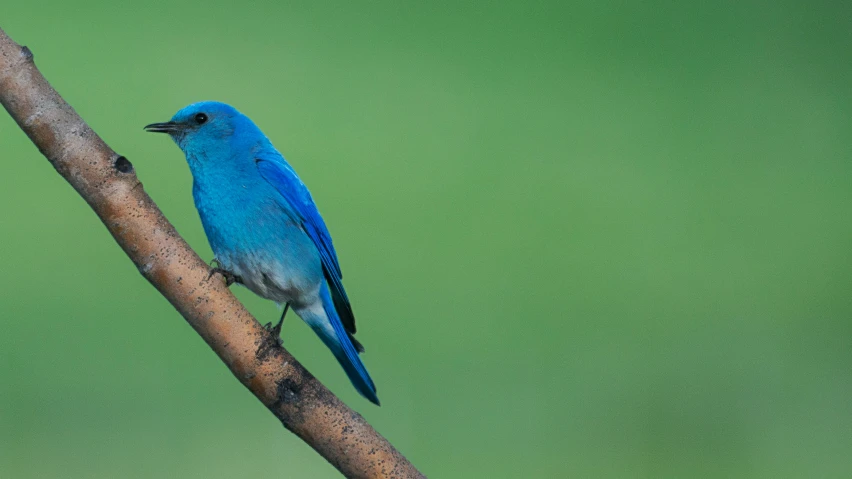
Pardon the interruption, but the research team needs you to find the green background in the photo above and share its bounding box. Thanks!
[2,1,851,477]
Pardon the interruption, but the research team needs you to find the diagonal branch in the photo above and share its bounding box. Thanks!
[0,27,424,479]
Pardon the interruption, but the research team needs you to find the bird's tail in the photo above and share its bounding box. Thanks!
[300,282,380,405]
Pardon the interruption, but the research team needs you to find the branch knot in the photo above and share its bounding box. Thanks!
[20,45,33,62]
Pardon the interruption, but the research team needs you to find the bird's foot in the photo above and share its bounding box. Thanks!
[263,322,284,346]
[263,303,289,346]
[207,266,241,286]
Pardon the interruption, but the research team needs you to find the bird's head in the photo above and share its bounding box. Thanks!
[145,101,262,159]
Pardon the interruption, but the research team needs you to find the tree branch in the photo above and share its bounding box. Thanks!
[0,27,423,479]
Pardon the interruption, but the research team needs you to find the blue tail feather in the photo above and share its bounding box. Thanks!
[317,283,380,405]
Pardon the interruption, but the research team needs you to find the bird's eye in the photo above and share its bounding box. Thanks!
[194,113,208,125]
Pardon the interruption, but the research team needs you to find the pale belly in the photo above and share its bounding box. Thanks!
[218,238,322,306]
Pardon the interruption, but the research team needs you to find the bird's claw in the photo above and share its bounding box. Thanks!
[263,303,289,346]
[263,322,284,346]
[208,266,241,286]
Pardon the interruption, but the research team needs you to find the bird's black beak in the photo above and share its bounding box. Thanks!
[143,121,182,134]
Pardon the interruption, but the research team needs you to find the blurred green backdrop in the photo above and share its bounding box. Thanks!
[1,1,851,477]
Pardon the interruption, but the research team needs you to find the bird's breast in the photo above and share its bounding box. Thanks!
[192,176,322,304]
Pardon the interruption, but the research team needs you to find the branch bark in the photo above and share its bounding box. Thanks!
[0,27,423,479]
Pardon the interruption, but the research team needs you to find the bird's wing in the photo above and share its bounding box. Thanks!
[255,153,360,342]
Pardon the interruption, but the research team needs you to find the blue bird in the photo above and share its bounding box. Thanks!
[145,101,379,405]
